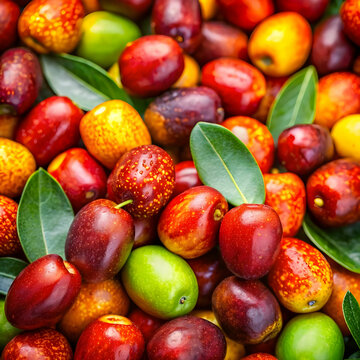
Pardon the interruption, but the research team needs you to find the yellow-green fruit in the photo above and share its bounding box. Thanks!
[108,62,122,87]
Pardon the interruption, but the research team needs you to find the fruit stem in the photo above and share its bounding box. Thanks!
[114,199,133,209]
[314,198,324,208]
[214,208,224,221]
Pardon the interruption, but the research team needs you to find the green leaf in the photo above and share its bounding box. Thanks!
[17,168,74,262]
[303,214,360,273]
[324,0,345,16]
[190,122,265,206]
[0,258,28,296]
[343,291,360,349]
[40,53,133,111]
[267,66,318,145]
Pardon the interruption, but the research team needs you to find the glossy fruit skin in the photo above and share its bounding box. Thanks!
[0,1,20,53]
[217,0,274,31]
[121,245,198,319]
[147,315,227,360]
[16,96,83,167]
[18,0,85,53]
[193,21,248,66]
[0,138,36,198]
[248,12,312,77]
[144,87,224,146]
[48,148,107,212]
[311,15,355,76]
[5,254,81,330]
[76,11,141,68]
[74,315,145,360]
[2,328,73,360]
[58,279,130,343]
[173,161,202,198]
[264,173,306,238]
[172,54,201,88]
[119,35,184,98]
[242,354,278,360]
[0,196,22,257]
[341,0,360,46]
[275,0,329,21]
[158,186,228,259]
[268,238,333,313]
[0,299,22,349]
[222,116,275,173]
[212,277,282,344]
[0,48,42,115]
[80,100,151,169]
[275,313,344,360]
[187,249,230,308]
[66,199,134,283]
[202,58,266,116]
[306,159,360,226]
[108,145,175,218]
[219,204,282,279]
[277,124,334,176]
[151,0,202,53]
[315,72,360,129]
[331,114,360,161]
[100,0,153,19]
[133,216,157,249]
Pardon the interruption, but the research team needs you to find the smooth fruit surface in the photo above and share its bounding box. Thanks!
[173,161,202,198]
[0,299,22,349]
[0,0,20,53]
[275,0,329,21]
[172,55,201,88]
[100,0,152,19]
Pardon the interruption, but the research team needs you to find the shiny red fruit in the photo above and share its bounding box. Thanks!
[5,254,81,330]
[173,161,202,198]
[0,0,20,53]
[341,0,360,47]
[133,216,158,249]
[242,354,278,360]
[219,204,282,279]
[48,148,107,212]
[119,35,184,97]
[16,96,83,166]
[276,0,329,22]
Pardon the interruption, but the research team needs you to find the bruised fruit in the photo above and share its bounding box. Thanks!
[144,87,224,146]
[66,199,134,283]
[147,315,227,360]
[275,0,329,22]
[0,138,36,198]
[80,100,151,169]
[58,279,130,343]
[341,0,360,47]
[268,238,333,313]
[173,161,202,198]
[2,328,73,360]
[219,204,282,279]
[74,315,145,360]
[306,159,360,226]
[158,186,228,259]
[0,0,20,53]
[212,277,282,344]
[5,254,81,330]
[264,173,306,238]
[108,145,175,218]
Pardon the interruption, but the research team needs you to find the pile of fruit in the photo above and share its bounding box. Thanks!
[1,0,360,358]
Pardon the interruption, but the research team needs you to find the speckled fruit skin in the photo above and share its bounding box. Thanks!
[242,354,278,360]
[15,96,83,167]
[0,48,42,115]
[172,161,202,198]
[222,116,275,173]
[315,72,360,129]
[80,100,151,169]
[48,148,107,212]
[248,12,312,77]
[219,204,282,279]
[119,35,184,98]
[264,173,306,238]
[306,159,360,226]
[2,328,73,360]
[311,16,356,76]
[341,0,360,46]
[100,0,152,19]
[151,0,202,53]
[5,254,81,330]
[268,238,333,313]
[158,186,228,259]
[0,138,36,198]
[0,196,22,257]
[74,315,145,360]
[187,249,230,308]
[277,124,334,176]
[193,21,248,66]
[202,58,266,116]
[147,315,227,360]
[108,145,175,218]
[217,0,274,31]
[144,86,224,146]
[276,0,329,21]
[212,277,282,344]
[0,0,20,53]
[18,0,85,53]
[66,199,134,283]
[58,279,130,343]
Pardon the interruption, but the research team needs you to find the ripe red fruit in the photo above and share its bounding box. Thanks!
[5,254,81,330]
[242,354,278,360]
[172,161,202,198]
[341,0,360,46]
[133,216,158,249]
[276,0,329,22]
[0,0,20,53]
